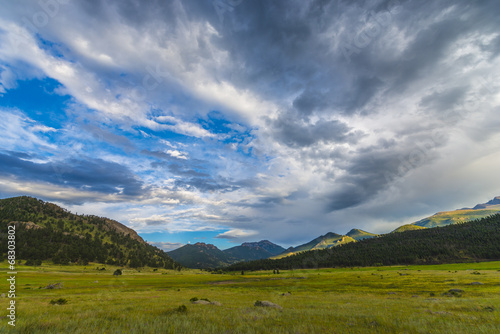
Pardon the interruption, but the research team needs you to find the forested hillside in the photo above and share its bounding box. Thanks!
[226,214,500,271]
[0,196,180,269]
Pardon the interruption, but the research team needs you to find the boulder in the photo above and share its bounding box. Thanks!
[254,300,282,309]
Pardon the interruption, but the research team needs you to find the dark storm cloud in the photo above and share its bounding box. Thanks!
[325,132,446,211]
[0,151,144,197]
[419,86,468,112]
[482,33,500,60]
[270,112,363,147]
[55,0,500,210]
[66,0,500,123]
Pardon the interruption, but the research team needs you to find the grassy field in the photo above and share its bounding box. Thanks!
[1,261,500,333]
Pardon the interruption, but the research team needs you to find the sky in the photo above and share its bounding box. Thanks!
[0,0,499,251]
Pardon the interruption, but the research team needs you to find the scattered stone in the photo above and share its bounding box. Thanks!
[192,300,211,305]
[387,292,396,295]
[442,289,463,297]
[1,293,5,298]
[281,292,291,296]
[254,300,282,309]
[469,282,484,285]
[191,299,221,306]
[43,282,63,289]
[94,281,98,283]
[411,295,419,298]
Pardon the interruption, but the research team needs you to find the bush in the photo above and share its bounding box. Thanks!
[50,298,68,305]
[113,269,122,276]
[175,305,187,313]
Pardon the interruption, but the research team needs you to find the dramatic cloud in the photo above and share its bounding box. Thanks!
[1,0,499,248]
[0,151,145,197]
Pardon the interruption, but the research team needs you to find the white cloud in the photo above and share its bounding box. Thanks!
[148,241,184,251]
[0,109,58,151]
[215,229,258,240]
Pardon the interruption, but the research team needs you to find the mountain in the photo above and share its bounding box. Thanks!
[224,240,286,261]
[227,213,500,271]
[0,196,179,269]
[346,229,379,241]
[168,242,237,269]
[413,196,500,228]
[473,196,500,209]
[391,224,427,233]
[273,232,356,259]
[240,196,500,261]
[168,240,286,268]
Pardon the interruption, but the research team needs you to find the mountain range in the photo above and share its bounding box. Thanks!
[167,240,285,269]
[169,196,500,266]
[413,196,500,228]
[1,195,499,269]
[270,196,500,259]
[227,213,500,271]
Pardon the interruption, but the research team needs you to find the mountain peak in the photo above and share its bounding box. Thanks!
[241,240,276,248]
[231,240,286,257]
[321,232,341,239]
[193,242,219,250]
[346,228,378,241]
[472,196,500,209]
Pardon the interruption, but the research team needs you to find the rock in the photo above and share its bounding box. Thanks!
[192,300,211,305]
[442,289,463,297]
[191,300,221,306]
[469,282,484,285]
[281,292,291,296]
[254,300,282,309]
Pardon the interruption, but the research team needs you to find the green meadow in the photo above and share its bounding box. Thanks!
[1,262,500,333]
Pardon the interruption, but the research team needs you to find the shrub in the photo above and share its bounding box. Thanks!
[176,305,187,313]
[50,298,68,305]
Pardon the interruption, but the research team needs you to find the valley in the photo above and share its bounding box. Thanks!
[2,261,499,333]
